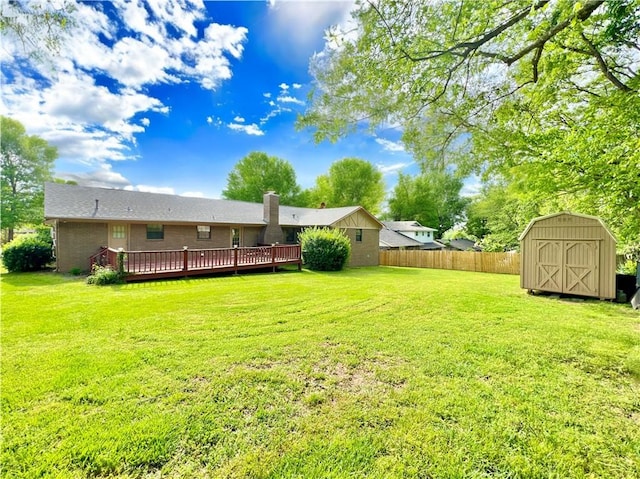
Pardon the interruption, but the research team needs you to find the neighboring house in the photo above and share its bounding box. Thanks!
[447,238,482,252]
[381,221,445,250]
[379,228,424,250]
[44,183,382,273]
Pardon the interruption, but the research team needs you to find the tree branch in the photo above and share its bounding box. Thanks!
[580,32,634,92]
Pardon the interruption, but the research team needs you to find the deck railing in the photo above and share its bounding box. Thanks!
[90,244,302,280]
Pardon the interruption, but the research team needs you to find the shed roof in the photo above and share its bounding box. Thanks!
[518,211,616,242]
[44,182,381,229]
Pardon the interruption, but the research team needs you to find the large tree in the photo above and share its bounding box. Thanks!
[299,0,640,245]
[1,117,57,242]
[222,151,303,205]
[307,157,385,214]
[387,171,467,237]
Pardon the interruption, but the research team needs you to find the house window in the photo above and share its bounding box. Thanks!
[355,228,363,242]
[146,224,164,240]
[284,228,298,243]
[197,225,211,239]
[112,225,125,239]
[231,227,241,247]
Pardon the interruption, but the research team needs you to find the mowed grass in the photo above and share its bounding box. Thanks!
[1,267,639,478]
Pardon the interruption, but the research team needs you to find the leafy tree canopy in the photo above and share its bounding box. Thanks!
[299,0,640,246]
[387,170,467,237]
[222,151,303,206]
[307,157,385,214]
[1,116,56,242]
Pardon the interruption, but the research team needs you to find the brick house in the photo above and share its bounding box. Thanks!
[44,183,382,273]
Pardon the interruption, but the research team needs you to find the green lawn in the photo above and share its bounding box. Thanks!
[2,267,639,478]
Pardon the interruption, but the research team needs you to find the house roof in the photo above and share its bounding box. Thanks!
[44,182,380,228]
[379,228,425,248]
[420,240,446,250]
[517,211,616,242]
[382,220,437,232]
[448,238,482,251]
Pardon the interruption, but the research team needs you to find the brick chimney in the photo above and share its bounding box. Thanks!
[259,191,284,244]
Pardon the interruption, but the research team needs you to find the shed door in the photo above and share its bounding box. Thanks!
[534,240,563,293]
[563,241,599,297]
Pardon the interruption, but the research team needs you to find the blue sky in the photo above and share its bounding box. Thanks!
[1,0,424,201]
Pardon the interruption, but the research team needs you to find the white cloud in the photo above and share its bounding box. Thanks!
[267,1,355,62]
[278,95,305,106]
[227,122,265,136]
[1,0,250,178]
[377,162,413,175]
[375,138,406,152]
[292,83,302,89]
[60,164,131,189]
[461,175,482,197]
[129,184,176,195]
[279,83,289,90]
[233,116,245,123]
[263,92,272,98]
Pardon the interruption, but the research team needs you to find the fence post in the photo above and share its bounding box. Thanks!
[183,246,189,272]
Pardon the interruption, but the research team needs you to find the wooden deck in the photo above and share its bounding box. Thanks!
[90,245,302,281]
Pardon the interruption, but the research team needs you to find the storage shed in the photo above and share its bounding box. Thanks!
[519,212,617,299]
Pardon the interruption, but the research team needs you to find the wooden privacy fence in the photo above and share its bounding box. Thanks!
[379,250,520,275]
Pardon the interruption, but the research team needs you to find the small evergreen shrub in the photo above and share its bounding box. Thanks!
[2,236,54,272]
[299,226,351,271]
[86,264,123,285]
[69,267,83,276]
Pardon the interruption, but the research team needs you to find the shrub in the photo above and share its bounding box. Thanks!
[2,236,54,272]
[86,264,123,285]
[299,226,351,271]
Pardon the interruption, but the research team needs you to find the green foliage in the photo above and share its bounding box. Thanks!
[2,236,53,272]
[86,264,123,285]
[388,171,467,237]
[299,226,351,271]
[465,183,544,252]
[1,116,56,241]
[222,151,303,205]
[306,157,385,214]
[441,229,477,243]
[299,0,640,248]
[617,260,637,276]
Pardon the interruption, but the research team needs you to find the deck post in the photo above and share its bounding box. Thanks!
[183,246,189,272]
[271,243,276,272]
[233,245,238,274]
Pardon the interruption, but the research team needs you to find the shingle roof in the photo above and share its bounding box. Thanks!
[44,182,370,227]
[379,229,424,248]
[448,238,482,251]
[382,220,437,232]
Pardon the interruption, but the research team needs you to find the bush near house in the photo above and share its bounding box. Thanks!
[299,226,351,271]
[1,232,53,272]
